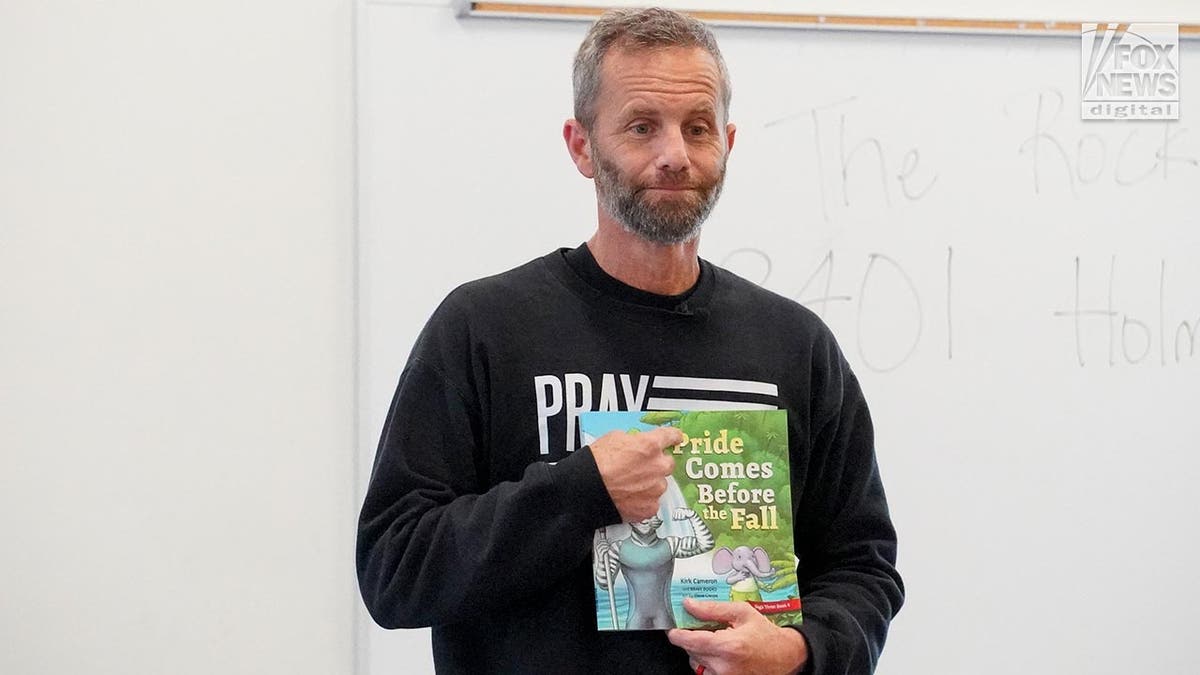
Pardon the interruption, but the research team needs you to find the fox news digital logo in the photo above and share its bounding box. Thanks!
[1081,23,1179,120]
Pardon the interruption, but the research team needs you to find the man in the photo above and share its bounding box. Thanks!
[357,8,903,675]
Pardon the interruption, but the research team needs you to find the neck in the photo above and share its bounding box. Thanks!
[588,216,701,296]
[630,529,658,545]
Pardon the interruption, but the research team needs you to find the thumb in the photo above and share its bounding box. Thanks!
[682,598,758,626]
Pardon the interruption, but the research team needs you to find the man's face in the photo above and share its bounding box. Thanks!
[631,515,664,536]
[587,46,734,245]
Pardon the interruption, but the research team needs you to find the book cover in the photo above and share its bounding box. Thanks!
[582,409,803,631]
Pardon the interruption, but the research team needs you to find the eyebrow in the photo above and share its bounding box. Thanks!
[620,107,659,121]
[620,104,718,121]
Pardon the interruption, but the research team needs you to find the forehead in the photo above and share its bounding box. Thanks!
[596,45,722,113]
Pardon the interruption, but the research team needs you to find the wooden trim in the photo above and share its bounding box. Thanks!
[464,2,1200,37]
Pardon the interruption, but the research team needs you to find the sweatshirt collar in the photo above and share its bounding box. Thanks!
[554,243,714,318]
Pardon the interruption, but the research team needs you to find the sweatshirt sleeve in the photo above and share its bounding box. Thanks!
[356,301,622,629]
[793,341,905,675]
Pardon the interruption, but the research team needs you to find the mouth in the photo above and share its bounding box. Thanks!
[640,186,699,199]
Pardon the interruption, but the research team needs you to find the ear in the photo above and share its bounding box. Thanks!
[712,547,734,574]
[725,122,737,154]
[752,547,771,573]
[563,118,595,178]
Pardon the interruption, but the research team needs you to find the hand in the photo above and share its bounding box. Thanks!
[590,426,682,522]
[593,539,619,590]
[667,598,809,675]
[593,537,612,560]
[673,507,696,521]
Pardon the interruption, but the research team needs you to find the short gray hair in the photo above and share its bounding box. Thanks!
[572,8,732,129]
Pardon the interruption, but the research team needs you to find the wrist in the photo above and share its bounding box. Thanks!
[780,625,810,675]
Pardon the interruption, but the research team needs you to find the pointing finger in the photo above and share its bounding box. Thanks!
[647,425,685,449]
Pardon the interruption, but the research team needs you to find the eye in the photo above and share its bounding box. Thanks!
[688,124,710,136]
[631,123,651,135]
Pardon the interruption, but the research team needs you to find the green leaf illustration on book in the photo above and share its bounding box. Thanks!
[639,411,683,426]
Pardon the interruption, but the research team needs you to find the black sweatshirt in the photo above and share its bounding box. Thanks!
[357,245,904,674]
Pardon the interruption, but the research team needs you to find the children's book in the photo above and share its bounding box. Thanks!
[581,409,803,631]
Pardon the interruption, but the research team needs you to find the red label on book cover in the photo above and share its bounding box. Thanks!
[749,598,802,614]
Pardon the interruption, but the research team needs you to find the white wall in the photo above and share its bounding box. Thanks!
[0,2,356,674]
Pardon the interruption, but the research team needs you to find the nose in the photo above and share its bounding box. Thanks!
[655,126,690,174]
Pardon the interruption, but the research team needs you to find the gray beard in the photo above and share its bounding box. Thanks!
[593,153,726,245]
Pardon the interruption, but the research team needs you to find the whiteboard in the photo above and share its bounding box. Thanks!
[357,4,1200,674]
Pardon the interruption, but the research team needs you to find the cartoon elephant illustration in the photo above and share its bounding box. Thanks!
[712,545,777,602]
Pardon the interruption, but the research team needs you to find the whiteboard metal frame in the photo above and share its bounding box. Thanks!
[454,1,1200,37]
